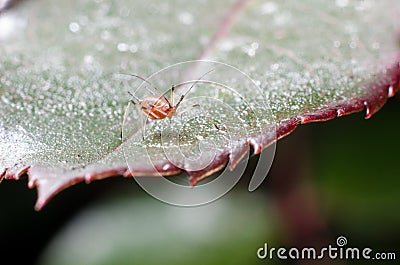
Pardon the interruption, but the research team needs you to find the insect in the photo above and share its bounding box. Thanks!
[122,69,221,141]
[127,69,213,121]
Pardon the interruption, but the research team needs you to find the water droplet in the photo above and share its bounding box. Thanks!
[349,41,357,49]
[333,40,341,48]
[274,12,290,26]
[270,63,280,71]
[243,42,259,57]
[101,30,111,40]
[251,42,259,50]
[178,12,194,25]
[218,40,235,52]
[0,13,26,40]
[69,22,80,33]
[129,44,138,53]
[335,0,349,8]
[117,42,129,52]
[84,55,94,64]
[261,2,278,15]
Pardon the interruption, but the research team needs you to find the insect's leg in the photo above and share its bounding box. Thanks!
[121,93,139,140]
[177,103,200,116]
[136,106,158,140]
[122,73,161,95]
[161,84,173,109]
[139,110,149,141]
[170,84,175,106]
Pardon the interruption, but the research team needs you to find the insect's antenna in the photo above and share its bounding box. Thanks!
[121,73,172,106]
[120,73,161,95]
[176,69,214,108]
[128,91,141,104]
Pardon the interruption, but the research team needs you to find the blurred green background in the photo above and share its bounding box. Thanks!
[1,97,398,265]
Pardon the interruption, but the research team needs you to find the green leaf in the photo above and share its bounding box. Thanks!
[1,0,399,210]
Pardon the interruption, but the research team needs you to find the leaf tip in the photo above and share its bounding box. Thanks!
[388,85,396,98]
[247,138,262,155]
[189,176,198,186]
[336,108,345,117]
[364,101,373,119]
[0,168,6,183]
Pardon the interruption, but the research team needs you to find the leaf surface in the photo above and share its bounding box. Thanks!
[0,0,399,209]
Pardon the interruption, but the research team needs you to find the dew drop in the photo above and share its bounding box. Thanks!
[270,63,280,71]
[69,22,80,33]
[117,42,129,52]
[218,40,235,52]
[243,42,259,57]
[0,13,26,40]
[177,12,194,25]
[84,55,94,64]
[349,41,357,49]
[261,2,278,15]
[335,0,349,8]
[162,164,172,171]
[101,30,111,40]
[129,44,138,53]
[274,13,289,26]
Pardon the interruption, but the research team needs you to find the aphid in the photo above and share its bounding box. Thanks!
[127,69,213,121]
[128,69,219,138]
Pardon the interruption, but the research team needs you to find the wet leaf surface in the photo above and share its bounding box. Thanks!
[0,0,399,209]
